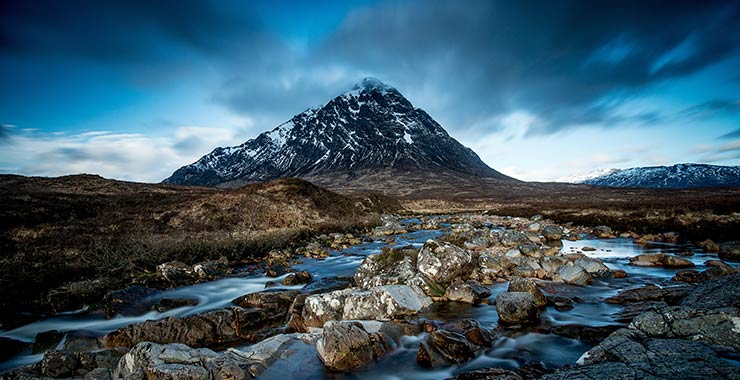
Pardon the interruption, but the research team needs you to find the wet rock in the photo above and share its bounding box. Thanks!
[555,263,591,286]
[550,328,740,380]
[614,301,668,323]
[233,289,301,316]
[719,241,740,261]
[541,225,563,241]
[573,256,614,278]
[192,257,230,280]
[661,255,695,268]
[507,277,547,307]
[84,368,112,380]
[628,253,665,267]
[234,333,320,377]
[354,246,418,289]
[38,348,128,378]
[671,270,700,283]
[114,341,251,379]
[547,296,575,311]
[418,319,495,367]
[417,240,473,286]
[152,297,199,313]
[33,330,65,354]
[446,368,523,380]
[495,292,540,325]
[105,306,283,348]
[300,276,354,295]
[592,226,613,238]
[549,324,621,346]
[680,273,739,311]
[282,270,313,285]
[156,261,196,286]
[102,285,160,318]
[302,285,432,328]
[605,284,692,305]
[613,269,627,278]
[0,336,29,362]
[581,246,596,252]
[265,264,287,277]
[316,321,390,372]
[445,280,492,304]
[527,222,541,232]
[47,278,109,313]
[63,331,106,352]
[699,239,720,252]
[631,306,739,350]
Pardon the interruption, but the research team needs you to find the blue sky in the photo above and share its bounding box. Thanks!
[1,0,739,182]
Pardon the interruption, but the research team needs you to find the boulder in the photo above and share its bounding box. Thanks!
[232,289,300,315]
[417,319,495,367]
[316,321,390,372]
[354,247,418,289]
[500,231,532,247]
[631,306,740,350]
[592,226,613,238]
[573,256,614,278]
[605,284,692,305]
[301,285,432,328]
[698,239,720,252]
[282,271,313,285]
[445,280,492,304]
[38,348,127,378]
[192,257,229,280]
[628,253,665,267]
[102,286,160,318]
[555,263,591,286]
[507,277,547,307]
[114,342,250,379]
[719,241,740,261]
[495,292,540,325]
[417,240,473,286]
[152,298,199,313]
[679,273,739,310]
[156,261,197,286]
[661,255,695,268]
[33,330,65,354]
[541,225,564,241]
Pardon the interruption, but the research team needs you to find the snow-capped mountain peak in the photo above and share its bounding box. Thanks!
[164,79,512,187]
[555,168,621,183]
[569,163,740,188]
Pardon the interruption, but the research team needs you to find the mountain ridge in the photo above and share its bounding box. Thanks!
[575,163,740,188]
[164,78,514,188]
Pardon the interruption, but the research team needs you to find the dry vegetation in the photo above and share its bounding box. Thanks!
[0,174,399,322]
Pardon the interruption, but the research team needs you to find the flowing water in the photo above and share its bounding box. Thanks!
[0,220,735,378]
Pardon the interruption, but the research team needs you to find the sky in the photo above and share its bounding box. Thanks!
[1,0,739,182]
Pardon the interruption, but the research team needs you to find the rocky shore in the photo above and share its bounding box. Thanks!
[1,213,738,379]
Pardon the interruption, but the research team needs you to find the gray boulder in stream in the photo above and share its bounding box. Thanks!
[417,240,473,286]
[316,320,392,372]
[495,292,540,325]
[301,284,432,328]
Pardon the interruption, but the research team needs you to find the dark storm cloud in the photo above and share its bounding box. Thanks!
[0,0,262,62]
[306,0,740,134]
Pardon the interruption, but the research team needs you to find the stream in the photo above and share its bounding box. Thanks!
[0,218,735,378]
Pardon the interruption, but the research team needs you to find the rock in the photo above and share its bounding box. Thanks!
[105,306,283,348]
[192,257,229,280]
[282,271,313,285]
[573,256,614,278]
[614,301,668,323]
[152,298,199,313]
[672,269,700,283]
[114,341,251,379]
[507,277,547,307]
[102,285,160,318]
[417,240,473,286]
[265,264,287,277]
[316,321,390,372]
[593,226,612,238]
[613,269,627,278]
[661,255,695,268]
[495,292,540,325]
[698,239,720,252]
[719,241,740,261]
[527,222,541,232]
[38,348,127,378]
[547,296,575,311]
[417,319,495,367]
[551,328,740,380]
[445,280,492,304]
[84,368,112,380]
[156,261,196,286]
[628,253,665,267]
[631,306,740,350]
[233,333,320,377]
[541,225,563,241]
[549,324,621,346]
[300,276,354,295]
[232,289,301,316]
[581,246,596,252]
[63,331,105,352]
[0,336,28,362]
[446,368,523,380]
[33,330,65,354]
[555,263,591,286]
[354,247,418,289]
[680,273,739,310]
[605,284,692,305]
[500,231,532,247]
[301,285,432,328]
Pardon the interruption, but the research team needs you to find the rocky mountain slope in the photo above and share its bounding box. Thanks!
[164,78,513,188]
[579,163,740,188]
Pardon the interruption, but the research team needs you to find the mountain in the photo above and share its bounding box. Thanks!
[578,163,740,188]
[555,168,621,184]
[164,78,513,188]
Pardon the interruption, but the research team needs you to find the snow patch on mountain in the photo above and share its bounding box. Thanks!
[576,163,740,188]
[555,168,621,183]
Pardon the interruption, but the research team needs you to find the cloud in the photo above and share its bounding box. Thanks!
[0,126,241,182]
[0,124,14,141]
[719,129,740,139]
[691,139,740,163]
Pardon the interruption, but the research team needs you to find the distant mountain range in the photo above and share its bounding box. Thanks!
[560,163,740,188]
[164,78,513,188]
